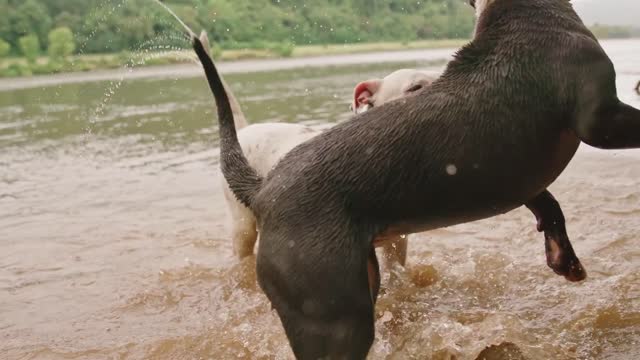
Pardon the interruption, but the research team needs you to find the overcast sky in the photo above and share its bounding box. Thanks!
[572,0,639,26]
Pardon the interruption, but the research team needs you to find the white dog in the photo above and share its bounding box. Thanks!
[199,33,438,266]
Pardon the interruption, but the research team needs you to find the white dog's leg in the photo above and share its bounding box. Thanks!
[223,181,258,258]
[231,213,257,258]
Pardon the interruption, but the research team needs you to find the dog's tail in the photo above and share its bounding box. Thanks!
[192,35,262,208]
[197,31,249,129]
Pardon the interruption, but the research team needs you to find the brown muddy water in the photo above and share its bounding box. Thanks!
[1,40,640,360]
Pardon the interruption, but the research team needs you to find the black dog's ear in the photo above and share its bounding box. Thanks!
[469,0,476,8]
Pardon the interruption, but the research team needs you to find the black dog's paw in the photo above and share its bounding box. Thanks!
[545,238,587,282]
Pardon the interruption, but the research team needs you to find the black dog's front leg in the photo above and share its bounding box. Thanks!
[525,190,587,282]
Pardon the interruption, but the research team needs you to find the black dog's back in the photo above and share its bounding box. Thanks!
[255,0,590,234]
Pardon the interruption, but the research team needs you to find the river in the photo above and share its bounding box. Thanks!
[1,39,640,359]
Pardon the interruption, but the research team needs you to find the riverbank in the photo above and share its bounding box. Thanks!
[2,38,638,93]
[0,39,468,79]
[0,46,459,92]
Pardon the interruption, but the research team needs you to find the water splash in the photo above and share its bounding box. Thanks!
[79,0,199,150]
[152,0,196,38]
[88,1,202,138]
[73,0,127,57]
[88,32,198,136]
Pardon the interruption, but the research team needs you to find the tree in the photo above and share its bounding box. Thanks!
[0,1,12,48]
[19,34,40,63]
[0,0,478,55]
[48,27,75,60]
[13,0,52,47]
[0,38,9,58]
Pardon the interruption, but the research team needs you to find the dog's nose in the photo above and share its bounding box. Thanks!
[469,0,476,8]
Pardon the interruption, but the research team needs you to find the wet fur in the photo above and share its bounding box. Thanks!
[209,37,578,275]
[193,0,640,358]
[220,66,436,264]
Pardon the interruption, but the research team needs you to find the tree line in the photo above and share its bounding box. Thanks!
[0,0,477,56]
[0,0,637,62]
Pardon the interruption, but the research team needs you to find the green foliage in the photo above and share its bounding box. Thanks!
[12,0,52,47]
[48,27,75,60]
[7,62,32,76]
[3,1,637,79]
[18,34,40,63]
[1,0,639,59]
[270,42,295,57]
[0,38,10,57]
[210,43,223,60]
[32,61,63,74]
[0,0,477,56]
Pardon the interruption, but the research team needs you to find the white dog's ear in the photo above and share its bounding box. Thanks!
[351,79,381,114]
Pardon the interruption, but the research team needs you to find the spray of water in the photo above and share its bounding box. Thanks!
[83,0,204,156]
[90,0,201,127]
[152,0,197,39]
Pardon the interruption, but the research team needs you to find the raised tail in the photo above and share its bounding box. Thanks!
[198,31,249,129]
[192,35,262,208]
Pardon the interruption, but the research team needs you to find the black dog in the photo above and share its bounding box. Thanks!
[193,0,640,358]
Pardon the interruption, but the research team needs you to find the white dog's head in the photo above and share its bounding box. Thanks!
[351,69,439,114]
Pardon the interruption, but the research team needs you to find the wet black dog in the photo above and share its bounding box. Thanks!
[193,0,640,358]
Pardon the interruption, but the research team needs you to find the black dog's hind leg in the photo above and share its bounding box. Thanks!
[525,190,586,282]
[256,226,376,360]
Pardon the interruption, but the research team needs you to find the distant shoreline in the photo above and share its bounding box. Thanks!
[0,46,460,92]
[0,39,468,82]
[1,38,638,92]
